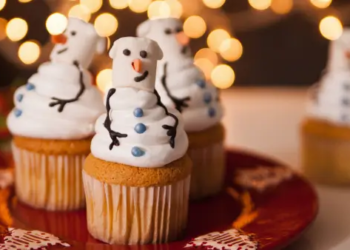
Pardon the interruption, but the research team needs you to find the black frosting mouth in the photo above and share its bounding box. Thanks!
[134,71,149,82]
[57,47,68,54]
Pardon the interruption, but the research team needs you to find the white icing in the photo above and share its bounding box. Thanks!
[308,29,350,125]
[0,228,70,249]
[185,229,258,250]
[0,169,13,189]
[92,37,188,168]
[137,18,223,132]
[7,18,105,140]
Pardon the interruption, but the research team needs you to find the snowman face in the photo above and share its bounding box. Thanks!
[109,37,163,92]
[334,29,350,60]
[137,18,191,62]
[50,18,105,68]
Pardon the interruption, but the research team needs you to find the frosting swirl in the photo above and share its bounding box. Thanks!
[7,62,104,140]
[91,87,188,168]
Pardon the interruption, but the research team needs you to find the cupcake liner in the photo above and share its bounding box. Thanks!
[83,170,191,245]
[188,142,225,200]
[12,143,86,211]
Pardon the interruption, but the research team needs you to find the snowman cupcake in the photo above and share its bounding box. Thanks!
[137,18,224,199]
[7,18,105,210]
[302,29,350,185]
[83,37,191,245]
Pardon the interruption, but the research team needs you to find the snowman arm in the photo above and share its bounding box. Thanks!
[48,61,86,113]
[103,88,128,150]
[154,90,178,148]
[161,63,190,113]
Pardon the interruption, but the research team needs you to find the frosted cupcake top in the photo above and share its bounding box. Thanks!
[7,18,105,140]
[137,18,223,132]
[308,29,350,125]
[91,37,188,168]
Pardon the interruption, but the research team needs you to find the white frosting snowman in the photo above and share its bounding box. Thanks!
[7,18,105,140]
[308,29,350,125]
[137,18,223,132]
[91,37,189,168]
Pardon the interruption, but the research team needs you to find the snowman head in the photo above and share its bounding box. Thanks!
[50,18,106,68]
[137,18,191,62]
[109,37,163,92]
[327,28,350,72]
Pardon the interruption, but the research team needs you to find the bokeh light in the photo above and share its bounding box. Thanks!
[128,0,152,13]
[166,0,183,18]
[18,41,40,65]
[94,13,118,37]
[6,18,28,42]
[194,58,214,80]
[46,13,67,35]
[97,68,112,92]
[110,0,128,9]
[319,16,343,40]
[271,0,293,14]
[183,16,206,39]
[147,1,171,19]
[18,0,32,2]
[68,4,91,22]
[202,0,225,9]
[219,38,243,62]
[0,0,5,11]
[194,48,218,65]
[248,0,272,10]
[80,0,102,13]
[310,0,332,9]
[211,64,235,89]
[207,29,230,52]
[0,18,7,41]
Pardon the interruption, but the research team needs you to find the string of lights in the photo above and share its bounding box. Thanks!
[0,0,347,91]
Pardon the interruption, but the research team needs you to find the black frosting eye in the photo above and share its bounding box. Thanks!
[140,50,147,58]
[175,27,183,33]
[165,29,172,35]
[71,31,76,36]
[123,49,131,56]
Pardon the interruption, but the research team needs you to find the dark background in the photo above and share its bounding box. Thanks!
[0,0,348,88]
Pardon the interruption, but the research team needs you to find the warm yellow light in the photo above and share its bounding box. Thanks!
[80,0,102,13]
[106,37,111,50]
[166,0,183,18]
[0,0,5,11]
[97,69,112,92]
[128,0,152,13]
[18,41,41,65]
[194,48,218,65]
[219,38,243,62]
[18,0,32,2]
[147,1,171,19]
[202,0,225,9]
[207,29,230,52]
[248,0,272,10]
[194,58,214,80]
[211,64,235,89]
[319,16,343,40]
[46,13,67,35]
[94,13,118,37]
[110,0,128,9]
[310,0,332,9]
[0,18,7,41]
[271,0,293,14]
[6,18,28,42]
[68,4,91,22]
[183,15,206,39]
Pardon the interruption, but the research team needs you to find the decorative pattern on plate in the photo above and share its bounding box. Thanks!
[185,229,258,250]
[234,166,294,192]
[0,170,13,189]
[0,228,70,249]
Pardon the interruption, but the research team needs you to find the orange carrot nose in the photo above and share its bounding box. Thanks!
[346,51,350,59]
[51,34,67,44]
[176,32,190,46]
[132,59,142,73]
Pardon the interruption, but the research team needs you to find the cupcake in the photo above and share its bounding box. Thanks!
[7,18,105,210]
[137,18,224,199]
[83,37,191,245]
[302,29,350,185]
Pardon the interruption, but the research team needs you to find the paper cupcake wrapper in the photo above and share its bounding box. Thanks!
[12,143,86,211]
[188,142,225,200]
[83,170,191,245]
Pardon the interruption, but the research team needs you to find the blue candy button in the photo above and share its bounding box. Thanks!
[134,123,147,134]
[131,147,145,157]
[208,107,216,117]
[196,79,206,89]
[14,109,22,117]
[133,108,144,117]
[17,94,24,102]
[203,93,212,104]
[26,83,35,91]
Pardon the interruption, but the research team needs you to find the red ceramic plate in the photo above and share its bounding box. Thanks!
[1,149,318,250]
